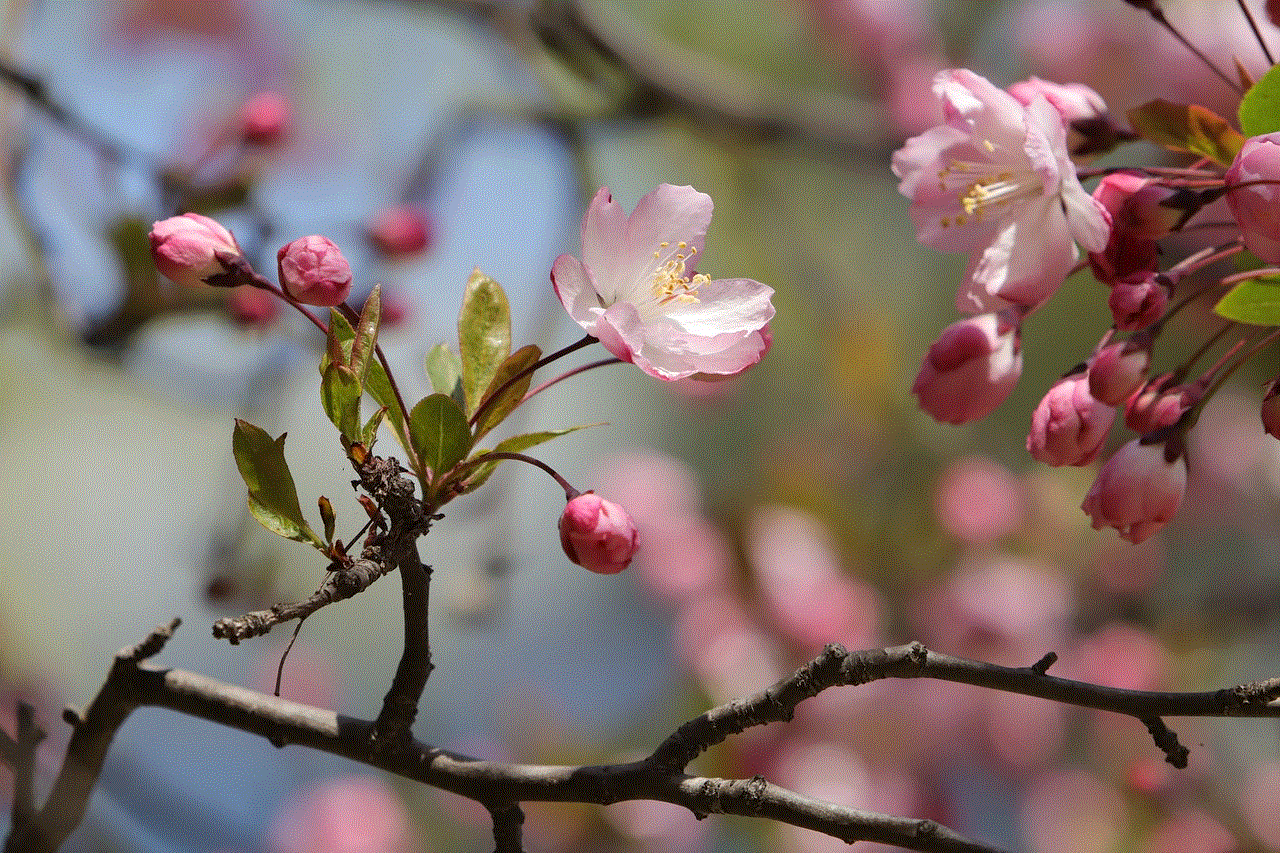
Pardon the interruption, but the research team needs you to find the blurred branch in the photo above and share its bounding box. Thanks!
[527,1,885,151]
[13,635,1280,853]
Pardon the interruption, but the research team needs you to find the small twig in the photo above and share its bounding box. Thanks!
[5,704,45,833]
[211,559,391,644]
[1140,716,1190,768]
[489,804,525,853]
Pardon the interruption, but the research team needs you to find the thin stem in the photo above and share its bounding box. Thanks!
[1188,326,1280,430]
[454,450,577,497]
[1145,4,1242,94]
[469,334,597,427]
[1237,0,1275,65]
[522,357,622,404]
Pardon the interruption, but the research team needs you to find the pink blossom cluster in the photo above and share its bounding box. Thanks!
[895,65,1280,544]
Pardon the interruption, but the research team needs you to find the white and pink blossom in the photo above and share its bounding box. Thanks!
[892,69,1110,314]
[551,184,775,381]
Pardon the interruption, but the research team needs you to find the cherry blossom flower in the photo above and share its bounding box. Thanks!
[892,69,1110,314]
[551,184,775,381]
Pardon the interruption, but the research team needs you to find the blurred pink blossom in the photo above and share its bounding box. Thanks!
[269,776,417,853]
[1022,767,1125,853]
[932,455,1026,542]
[368,206,434,258]
[1240,762,1280,847]
[673,594,785,703]
[1141,808,1237,853]
[1082,438,1187,544]
[745,505,883,652]
[239,90,289,145]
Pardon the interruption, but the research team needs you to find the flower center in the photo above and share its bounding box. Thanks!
[650,241,710,306]
[935,145,1044,228]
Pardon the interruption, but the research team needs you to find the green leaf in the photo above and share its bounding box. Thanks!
[425,343,464,402]
[326,312,413,467]
[321,362,363,443]
[1214,279,1280,325]
[1126,100,1245,166]
[232,419,324,547]
[460,425,595,494]
[408,393,473,482]
[458,269,511,416]
[350,285,381,383]
[1240,64,1280,137]
[361,405,387,449]
[472,344,542,443]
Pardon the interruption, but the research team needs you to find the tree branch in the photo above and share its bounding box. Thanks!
[11,635,1280,853]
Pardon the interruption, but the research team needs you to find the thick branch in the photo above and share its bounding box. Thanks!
[14,637,1280,853]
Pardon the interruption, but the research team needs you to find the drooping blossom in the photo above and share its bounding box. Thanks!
[1027,369,1115,466]
[1082,437,1187,543]
[277,235,352,307]
[1225,132,1280,263]
[1108,273,1167,331]
[1088,170,1175,285]
[1006,76,1107,124]
[558,492,638,575]
[551,184,775,381]
[1088,338,1151,406]
[892,69,1110,314]
[1124,375,1200,435]
[149,212,243,288]
[912,311,1022,424]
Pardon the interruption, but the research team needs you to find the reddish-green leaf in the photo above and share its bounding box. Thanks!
[1126,100,1245,166]
[350,284,381,383]
[460,425,594,494]
[320,362,362,443]
[231,419,324,547]
[472,344,542,442]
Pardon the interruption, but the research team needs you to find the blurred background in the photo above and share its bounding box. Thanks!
[1,1,1279,852]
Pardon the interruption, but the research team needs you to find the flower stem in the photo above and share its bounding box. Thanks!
[523,357,623,405]
[468,333,598,428]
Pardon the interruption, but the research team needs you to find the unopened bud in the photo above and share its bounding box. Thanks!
[277,235,353,307]
[149,213,243,289]
[240,91,289,145]
[367,206,433,257]
[558,492,638,575]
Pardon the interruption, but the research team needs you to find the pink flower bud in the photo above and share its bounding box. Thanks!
[149,212,242,288]
[239,91,289,145]
[1027,371,1115,466]
[1088,339,1150,406]
[367,206,433,257]
[1082,437,1186,544]
[912,312,1022,425]
[558,492,638,574]
[1225,132,1280,263]
[277,235,353,306]
[1262,379,1280,440]
[1007,77,1106,124]
[1124,374,1198,435]
[1108,273,1168,331]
